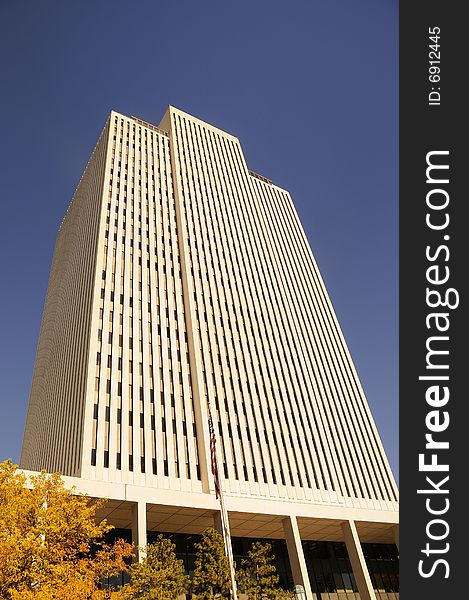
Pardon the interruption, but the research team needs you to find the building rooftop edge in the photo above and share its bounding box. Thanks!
[110,107,281,189]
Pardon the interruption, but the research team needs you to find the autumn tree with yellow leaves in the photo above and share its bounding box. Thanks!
[0,460,133,600]
[191,527,232,599]
[237,541,294,599]
[121,534,188,599]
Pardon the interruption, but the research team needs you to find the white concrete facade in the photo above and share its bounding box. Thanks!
[21,107,399,598]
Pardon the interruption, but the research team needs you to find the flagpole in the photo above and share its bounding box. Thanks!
[209,413,238,600]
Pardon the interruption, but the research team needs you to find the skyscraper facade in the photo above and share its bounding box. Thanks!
[21,108,399,599]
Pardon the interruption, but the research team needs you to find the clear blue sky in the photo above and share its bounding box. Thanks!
[0,0,398,480]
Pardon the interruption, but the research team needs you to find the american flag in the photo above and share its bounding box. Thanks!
[208,415,220,499]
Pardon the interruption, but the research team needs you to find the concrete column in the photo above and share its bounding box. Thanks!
[213,510,223,534]
[131,501,147,563]
[391,524,399,552]
[282,516,313,600]
[341,520,376,600]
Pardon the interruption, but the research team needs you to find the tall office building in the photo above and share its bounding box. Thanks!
[21,107,399,599]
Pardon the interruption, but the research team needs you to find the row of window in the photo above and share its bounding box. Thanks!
[90,117,199,480]
[174,113,307,490]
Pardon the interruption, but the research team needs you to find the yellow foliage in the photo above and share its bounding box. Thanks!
[0,460,133,599]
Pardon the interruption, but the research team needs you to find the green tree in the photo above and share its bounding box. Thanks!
[192,527,231,599]
[0,459,133,600]
[237,541,285,599]
[122,535,188,599]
